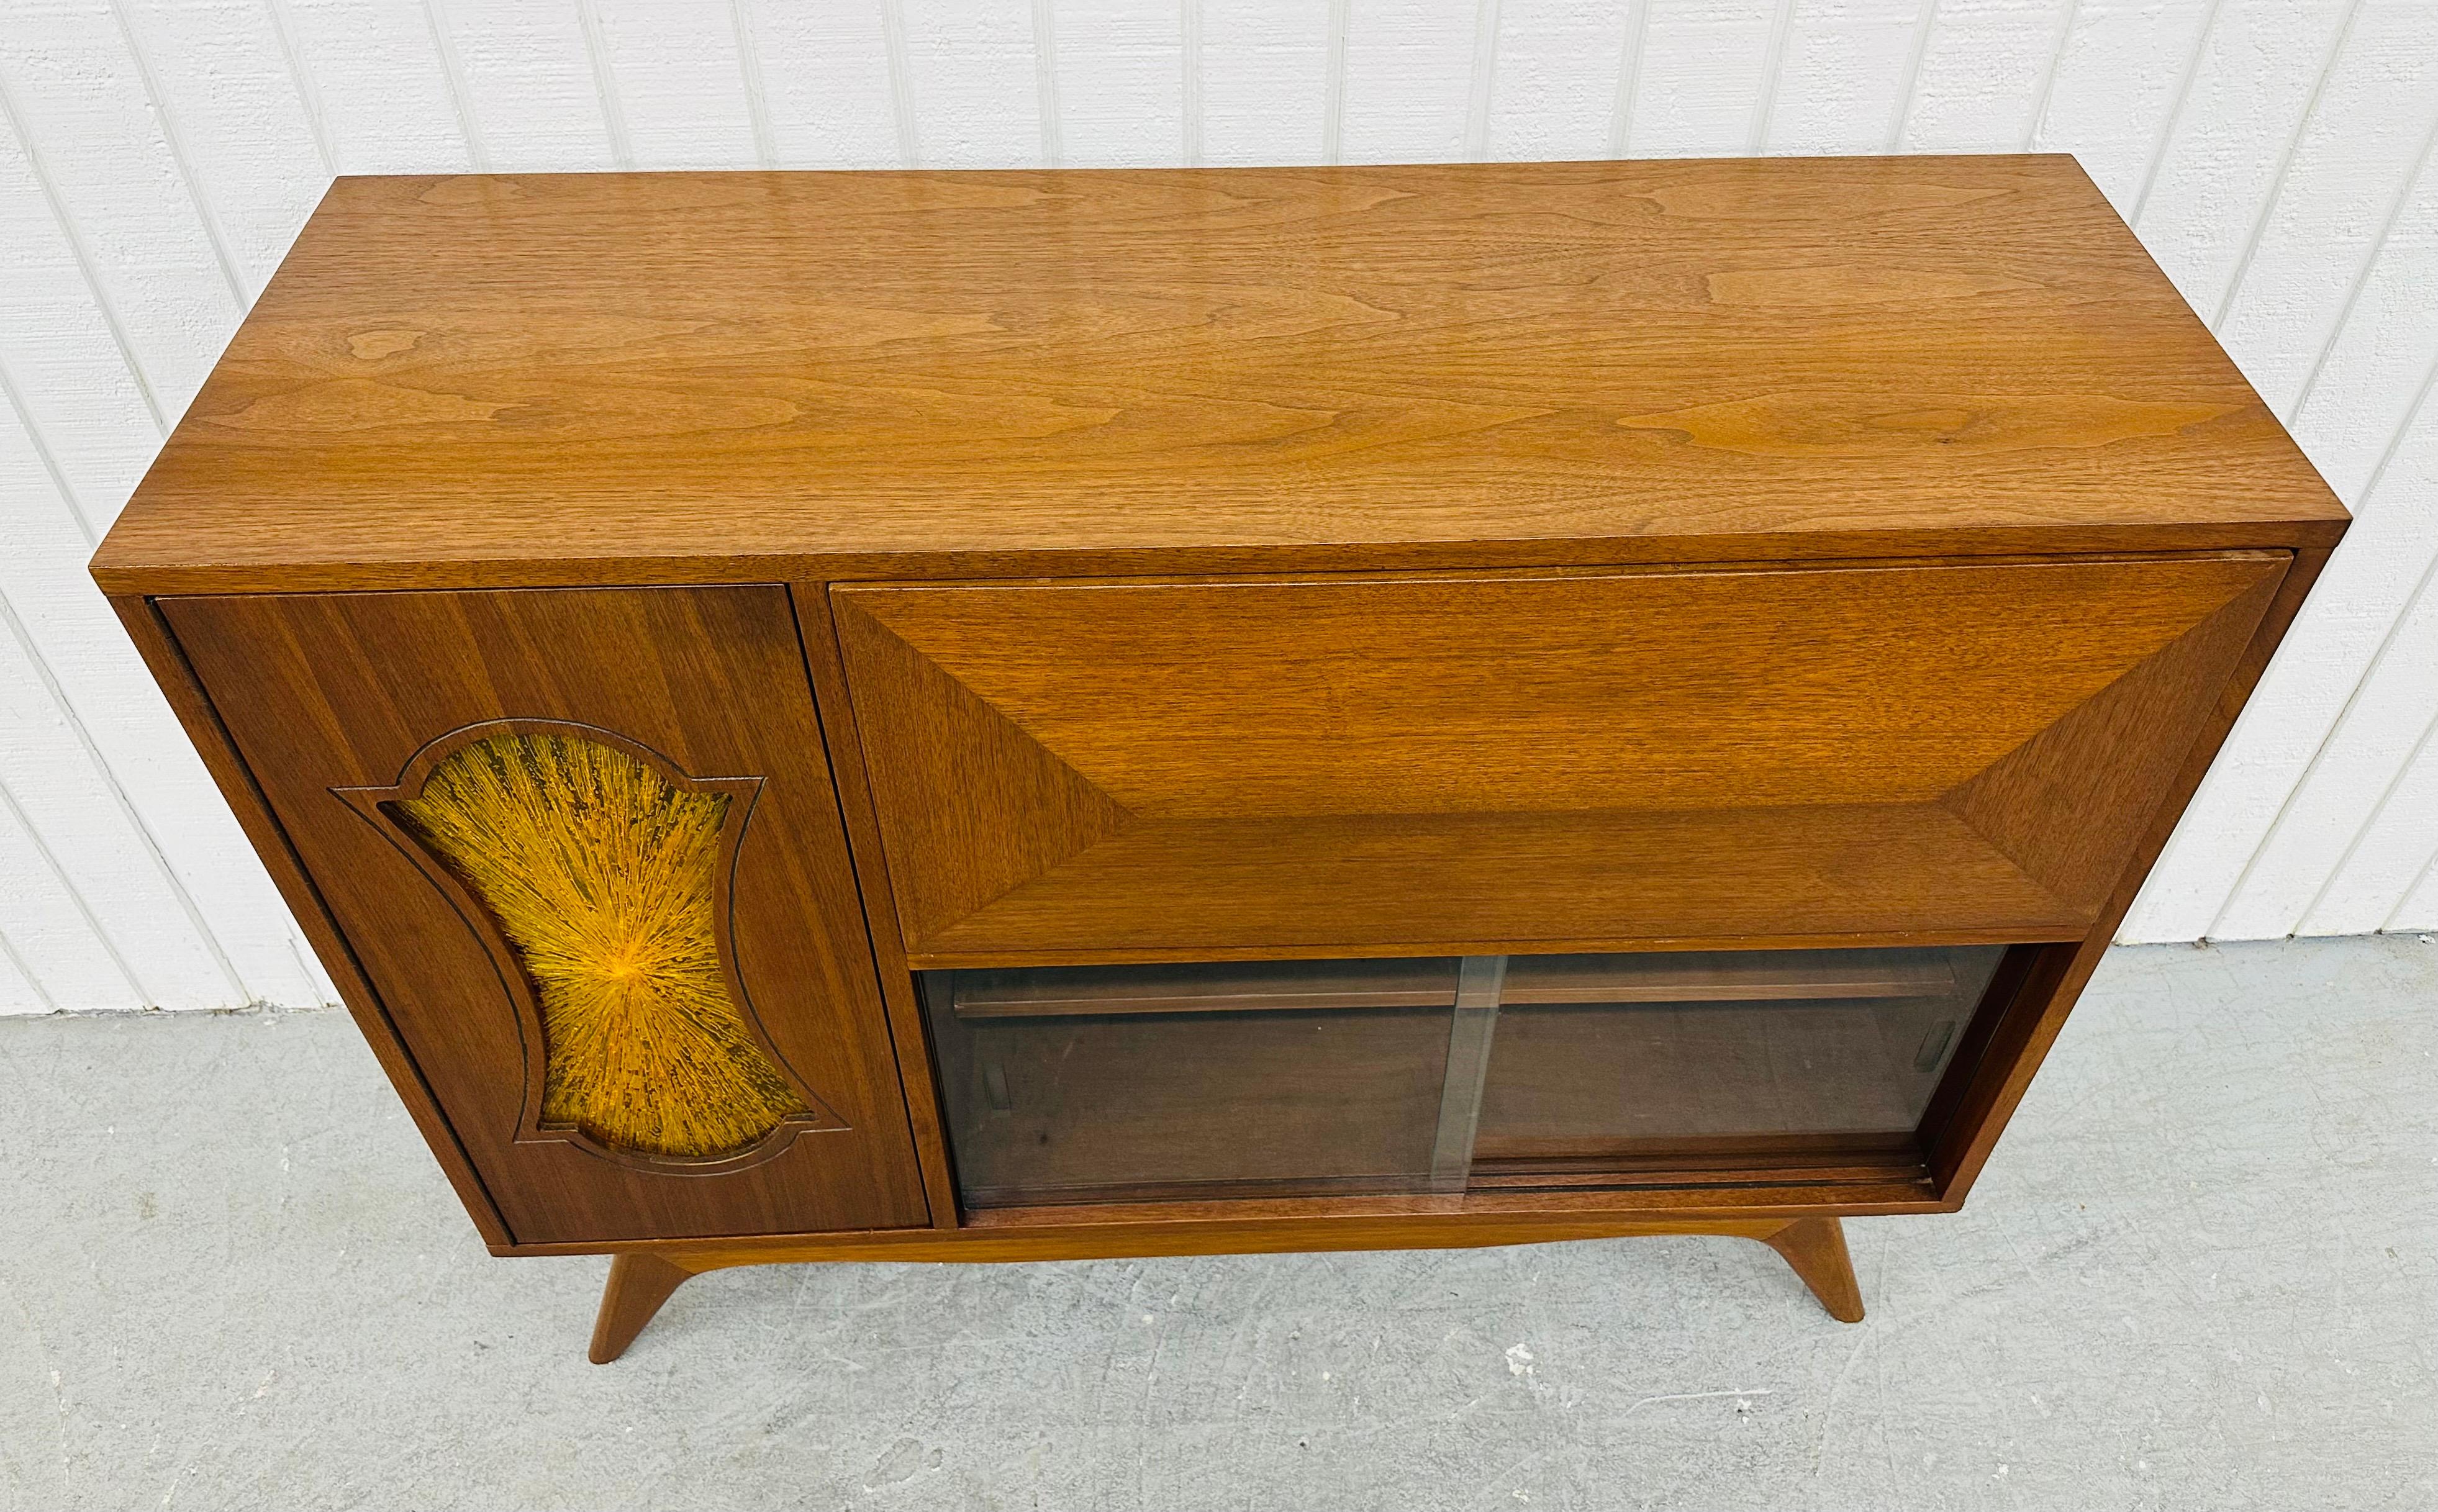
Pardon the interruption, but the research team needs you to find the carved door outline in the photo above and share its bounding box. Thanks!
[337,717,848,1176]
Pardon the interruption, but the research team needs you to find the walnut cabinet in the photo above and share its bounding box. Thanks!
[94,158,2347,1360]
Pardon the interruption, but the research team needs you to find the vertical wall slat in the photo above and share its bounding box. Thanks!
[2020,0,2077,150]
[1747,0,1795,152]
[0,116,155,526]
[107,1,249,305]
[0,550,176,1008]
[1200,0,1331,166]
[0,25,322,1010]
[420,0,489,171]
[1489,0,1634,161]
[2037,0,2221,214]
[2142,1,2438,941]
[261,0,335,178]
[1049,0,1185,168]
[1606,0,1647,154]
[2215,0,2438,415]
[1768,0,1924,156]
[1631,0,1779,158]
[2381,828,2438,933]
[730,0,776,168]
[116,0,329,292]
[585,0,759,170]
[2124,39,2438,943]
[2132,0,2352,310]
[2206,0,2366,330]
[1904,0,2068,153]
[900,0,1041,170]
[0,772,136,1013]
[2303,679,2438,936]
[741,0,902,170]
[1182,0,1204,165]
[1885,0,1939,152]
[0,914,57,1015]
[275,0,466,174]
[1466,0,1504,160]
[431,0,611,172]
[2208,390,2438,938]
[1338,0,1479,165]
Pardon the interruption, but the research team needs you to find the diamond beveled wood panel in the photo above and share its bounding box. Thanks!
[833,556,2287,963]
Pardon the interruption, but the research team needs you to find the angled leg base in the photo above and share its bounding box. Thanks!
[589,1252,702,1364]
[1759,1216,1865,1323]
[577,1215,1867,1357]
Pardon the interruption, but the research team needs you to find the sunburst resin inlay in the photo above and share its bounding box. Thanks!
[390,732,809,1158]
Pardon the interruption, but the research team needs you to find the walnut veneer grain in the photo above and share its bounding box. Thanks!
[94,158,2341,595]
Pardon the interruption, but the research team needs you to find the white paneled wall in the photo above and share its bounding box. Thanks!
[0,0,2434,1015]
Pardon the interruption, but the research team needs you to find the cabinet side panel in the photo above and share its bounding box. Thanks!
[1933,545,2326,1197]
[108,594,512,1247]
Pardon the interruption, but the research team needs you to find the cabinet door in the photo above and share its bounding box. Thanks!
[166,587,930,1246]
[833,555,2286,962]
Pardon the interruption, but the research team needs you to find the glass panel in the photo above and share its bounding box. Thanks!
[923,959,1460,1205]
[389,731,811,1159]
[920,944,2012,1207]
[1472,947,2005,1174]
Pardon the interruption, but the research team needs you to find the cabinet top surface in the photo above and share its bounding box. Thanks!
[97,156,2342,592]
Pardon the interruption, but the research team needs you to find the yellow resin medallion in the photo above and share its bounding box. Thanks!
[390,731,809,1159]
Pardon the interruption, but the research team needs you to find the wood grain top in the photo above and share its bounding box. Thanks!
[96,156,2344,593]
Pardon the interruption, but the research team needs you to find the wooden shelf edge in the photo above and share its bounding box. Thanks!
[94,523,2344,600]
[908,926,2080,972]
[491,1178,1947,1263]
[940,951,1971,1019]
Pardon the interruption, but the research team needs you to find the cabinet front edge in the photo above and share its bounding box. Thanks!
[91,520,2344,599]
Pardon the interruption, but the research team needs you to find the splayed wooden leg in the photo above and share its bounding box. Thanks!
[589,1252,700,1363]
[1759,1216,1865,1322]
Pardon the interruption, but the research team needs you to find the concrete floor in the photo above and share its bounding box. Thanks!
[1,938,2432,1510]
